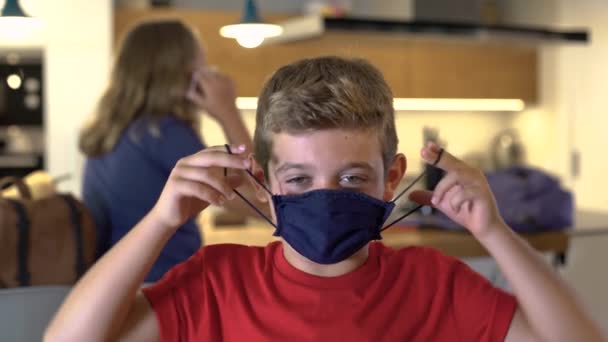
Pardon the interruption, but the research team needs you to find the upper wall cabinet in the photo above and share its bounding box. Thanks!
[115,9,537,103]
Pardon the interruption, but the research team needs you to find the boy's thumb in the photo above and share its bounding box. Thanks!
[408,190,433,206]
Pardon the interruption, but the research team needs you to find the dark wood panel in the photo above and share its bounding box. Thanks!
[409,40,537,101]
[115,9,537,102]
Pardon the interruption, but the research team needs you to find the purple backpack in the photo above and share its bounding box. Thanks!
[486,166,573,232]
[406,166,573,232]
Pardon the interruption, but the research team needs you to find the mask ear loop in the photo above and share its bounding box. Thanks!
[224,144,276,228]
[381,148,444,231]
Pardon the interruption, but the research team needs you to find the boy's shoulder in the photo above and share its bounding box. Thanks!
[188,241,280,270]
[149,242,279,288]
[373,242,466,278]
[374,242,456,263]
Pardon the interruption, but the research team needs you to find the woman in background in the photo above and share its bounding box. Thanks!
[79,20,252,282]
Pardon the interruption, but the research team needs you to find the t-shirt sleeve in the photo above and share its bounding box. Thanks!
[444,256,518,341]
[152,117,206,172]
[142,247,207,342]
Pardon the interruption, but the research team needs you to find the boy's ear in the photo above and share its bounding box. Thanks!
[384,153,407,201]
[247,155,270,203]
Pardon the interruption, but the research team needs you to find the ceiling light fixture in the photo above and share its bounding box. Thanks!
[219,0,282,49]
[1,0,27,17]
[0,0,42,42]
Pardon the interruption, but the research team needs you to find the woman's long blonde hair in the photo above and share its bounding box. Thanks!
[79,20,200,157]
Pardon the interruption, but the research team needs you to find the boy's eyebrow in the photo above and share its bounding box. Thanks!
[275,162,313,175]
[274,161,375,175]
[340,162,374,172]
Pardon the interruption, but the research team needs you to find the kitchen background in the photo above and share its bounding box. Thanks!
[1,0,608,331]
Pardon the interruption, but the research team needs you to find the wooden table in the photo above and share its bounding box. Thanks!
[381,227,569,259]
[201,210,608,265]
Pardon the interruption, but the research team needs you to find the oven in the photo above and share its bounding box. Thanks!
[0,50,44,178]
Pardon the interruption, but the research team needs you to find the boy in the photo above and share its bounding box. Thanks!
[46,57,603,341]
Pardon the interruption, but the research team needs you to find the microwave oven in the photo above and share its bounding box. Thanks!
[0,51,43,126]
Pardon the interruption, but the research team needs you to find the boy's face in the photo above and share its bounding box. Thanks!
[255,128,406,204]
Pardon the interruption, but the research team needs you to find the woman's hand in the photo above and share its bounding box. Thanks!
[410,142,506,239]
[149,144,250,231]
[187,67,240,124]
[187,67,253,153]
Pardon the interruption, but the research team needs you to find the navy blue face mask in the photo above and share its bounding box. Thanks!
[225,145,443,264]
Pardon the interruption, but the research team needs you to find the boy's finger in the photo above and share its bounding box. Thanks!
[408,190,433,206]
[441,185,461,211]
[174,166,236,200]
[174,178,225,206]
[420,142,464,172]
[225,173,245,189]
[203,144,247,154]
[450,188,475,213]
[181,146,249,168]
[181,152,250,170]
[432,172,460,205]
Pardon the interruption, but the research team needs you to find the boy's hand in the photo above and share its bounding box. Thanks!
[410,142,506,239]
[150,144,250,231]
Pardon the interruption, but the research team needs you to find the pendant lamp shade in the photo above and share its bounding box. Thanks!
[219,0,282,48]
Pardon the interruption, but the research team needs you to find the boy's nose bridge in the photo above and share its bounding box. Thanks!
[316,178,341,190]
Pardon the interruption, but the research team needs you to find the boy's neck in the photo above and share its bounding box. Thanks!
[281,242,370,277]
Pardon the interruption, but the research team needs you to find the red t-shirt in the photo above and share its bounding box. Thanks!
[143,241,517,341]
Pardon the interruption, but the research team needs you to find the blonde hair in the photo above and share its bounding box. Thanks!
[79,20,200,157]
[254,56,398,175]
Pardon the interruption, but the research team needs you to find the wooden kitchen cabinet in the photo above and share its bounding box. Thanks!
[115,9,537,102]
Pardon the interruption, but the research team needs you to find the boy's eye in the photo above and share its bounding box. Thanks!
[286,176,311,186]
[339,175,367,186]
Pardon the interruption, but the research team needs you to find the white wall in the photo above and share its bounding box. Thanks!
[553,0,608,332]
[557,1,608,211]
[511,0,608,331]
[0,0,112,194]
[510,0,608,210]
[44,1,112,194]
[506,0,568,183]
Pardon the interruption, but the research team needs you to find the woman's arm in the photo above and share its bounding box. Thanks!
[44,145,251,342]
[216,107,253,154]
